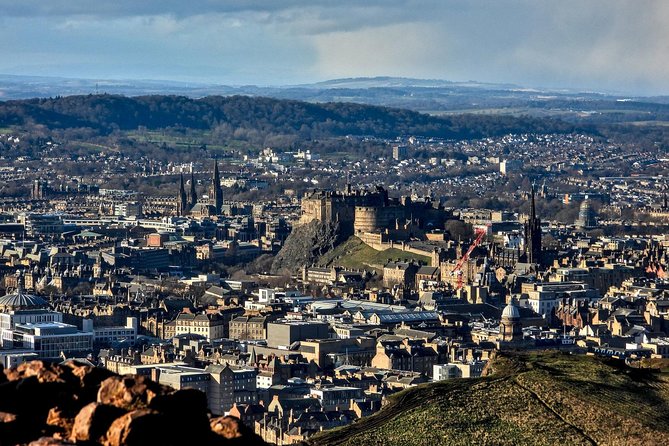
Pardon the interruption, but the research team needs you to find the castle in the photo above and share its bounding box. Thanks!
[299,184,451,238]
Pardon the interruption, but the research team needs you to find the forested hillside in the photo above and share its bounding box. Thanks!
[0,94,581,139]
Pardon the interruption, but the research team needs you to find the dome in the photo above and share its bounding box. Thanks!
[501,302,520,320]
[0,289,49,311]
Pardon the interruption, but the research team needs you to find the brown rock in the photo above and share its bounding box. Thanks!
[149,388,211,443]
[97,375,170,410]
[62,360,115,404]
[28,437,75,446]
[210,416,267,445]
[210,415,244,439]
[3,361,76,385]
[46,407,75,437]
[70,402,127,443]
[0,411,16,423]
[62,360,115,387]
[0,410,20,445]
[103,409,168,446]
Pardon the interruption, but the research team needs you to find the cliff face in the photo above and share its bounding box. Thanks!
[271,220,341,274]
[307,351,669,446]
[0,361,266,446]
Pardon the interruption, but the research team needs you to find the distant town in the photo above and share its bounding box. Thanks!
[1,118,669,444]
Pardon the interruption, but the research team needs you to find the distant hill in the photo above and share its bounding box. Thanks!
[2,75,669,122]
[298,76,521,90]
[0,94,579,139]
[307,351,669,446]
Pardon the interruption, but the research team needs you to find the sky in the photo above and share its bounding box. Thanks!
[1,0,668,95]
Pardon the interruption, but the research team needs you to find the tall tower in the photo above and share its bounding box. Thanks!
[212,159,223,214]
[525,183,541,265]
[575,195,596,229]
[188,172,198,208]
[177,173,188,216]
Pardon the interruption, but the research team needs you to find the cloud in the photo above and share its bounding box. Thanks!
[0,1,668,94]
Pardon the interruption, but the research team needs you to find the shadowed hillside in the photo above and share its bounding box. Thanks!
[0,94,580,140]
[307,351,669,446]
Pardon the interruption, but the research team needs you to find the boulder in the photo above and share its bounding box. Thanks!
[97,375,170,411]
[211,415,245,439]
[148,388,211,443]
[70,402,127,443]
[210,415,266,444]
[103,409,169,446]
[46,407,76,438]
[0,410,19,442]
[4,361,69,384]
[28,437,75,446]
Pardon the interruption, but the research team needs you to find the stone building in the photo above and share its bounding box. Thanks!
[498,301,523,343]
[206,363,258,415]
[371,336,448,377]
[383,261,420,289]
[229,315,271,340]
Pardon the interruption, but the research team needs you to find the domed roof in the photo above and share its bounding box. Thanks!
[0,289,49,311]
[501,302,520,320]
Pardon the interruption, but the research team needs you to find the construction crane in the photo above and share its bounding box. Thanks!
[451,226,488,290]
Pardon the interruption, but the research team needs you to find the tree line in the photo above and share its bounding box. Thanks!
[0,94,582,140]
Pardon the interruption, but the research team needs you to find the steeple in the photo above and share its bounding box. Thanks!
[525,182,541,265]
[530,182,536,221]
[189,172,198,208]
[212,159,223,214]
[177,173,188,216]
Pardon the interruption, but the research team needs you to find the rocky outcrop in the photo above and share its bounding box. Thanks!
[271,219,341,273]
[0,360,266,446]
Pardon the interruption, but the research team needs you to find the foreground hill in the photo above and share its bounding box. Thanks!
[308,351,669,446]
[0,94,579,139]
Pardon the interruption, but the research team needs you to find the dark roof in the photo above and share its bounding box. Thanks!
[0,290,49,310]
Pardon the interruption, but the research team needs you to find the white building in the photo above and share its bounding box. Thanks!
[2,322,93,359]
[90,317,138,346]
[433,361,487,381]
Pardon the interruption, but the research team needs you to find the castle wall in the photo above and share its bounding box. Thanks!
[354,206,405,233]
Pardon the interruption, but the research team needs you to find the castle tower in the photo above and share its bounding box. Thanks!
[212,160,223,214]
[188,172,198,208]
[524,183,541,265]
[177,173,188,216]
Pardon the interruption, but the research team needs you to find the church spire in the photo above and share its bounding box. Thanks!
[177,173,188,216]
[213,159,223,214]
[530,181,536,221]
[189,171,197,208]
[525,182,541,265]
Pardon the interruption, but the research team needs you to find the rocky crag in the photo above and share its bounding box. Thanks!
[271,220,341,274]
[0,361,266,446]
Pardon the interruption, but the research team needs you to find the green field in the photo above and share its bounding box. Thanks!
[124,130,239,153]
[318,236,431,272]
[309,351,669,446]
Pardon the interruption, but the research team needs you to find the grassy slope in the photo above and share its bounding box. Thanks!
[318,236,431,272]
[308,351,669,446]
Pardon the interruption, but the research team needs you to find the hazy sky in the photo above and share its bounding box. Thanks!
[1,0,668,95]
